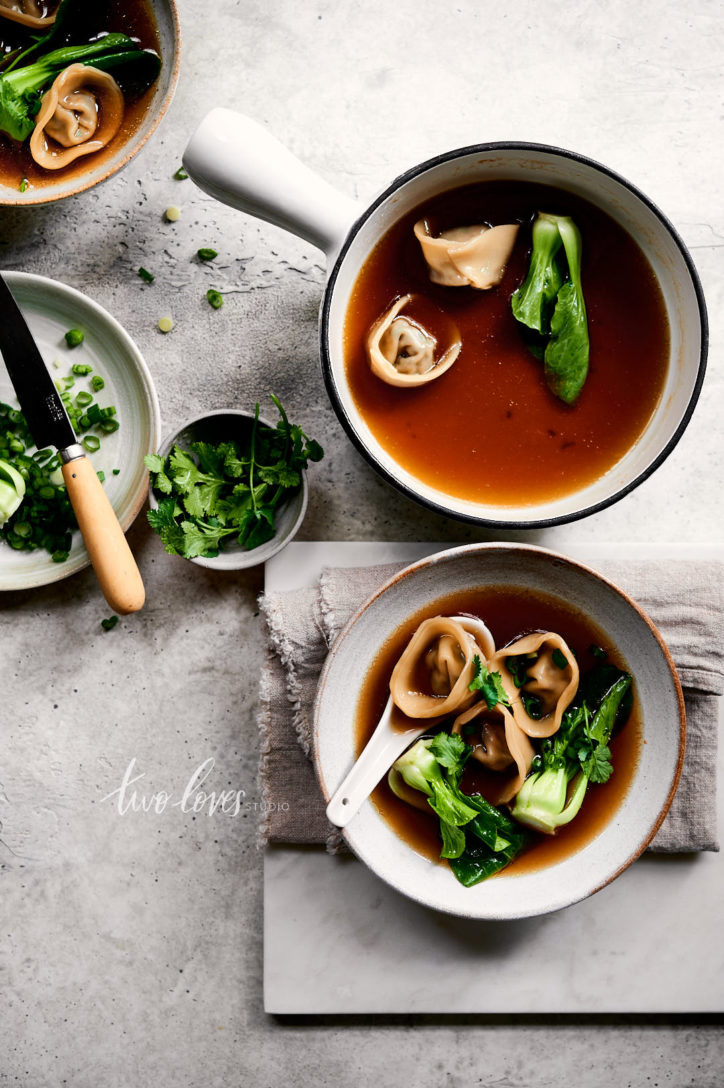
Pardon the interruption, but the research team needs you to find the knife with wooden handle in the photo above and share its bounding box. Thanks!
[0,273,145,614]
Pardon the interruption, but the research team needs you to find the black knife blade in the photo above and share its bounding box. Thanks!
[0,273,77,453]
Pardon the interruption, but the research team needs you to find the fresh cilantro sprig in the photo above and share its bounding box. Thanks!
[145,395,323,559]
[534,700,614,785]
[468,655,511,710]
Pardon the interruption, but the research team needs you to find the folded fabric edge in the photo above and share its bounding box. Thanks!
[258,590,314,758]
[256,652,274,849]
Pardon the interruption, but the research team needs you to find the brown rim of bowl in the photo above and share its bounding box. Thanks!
[312,542,687,901]
[1,0,182,207]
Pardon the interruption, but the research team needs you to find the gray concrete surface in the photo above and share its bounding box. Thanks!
[1,0,723,1084]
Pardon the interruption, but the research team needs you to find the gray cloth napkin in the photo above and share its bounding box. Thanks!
[259,559,724,853]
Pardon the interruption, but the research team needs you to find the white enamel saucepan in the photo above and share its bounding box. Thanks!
[183,110,708,529]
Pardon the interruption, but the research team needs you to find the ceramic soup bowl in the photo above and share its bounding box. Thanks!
[184,111,707,528]
[0,0,180,206]
[313,543,685,919]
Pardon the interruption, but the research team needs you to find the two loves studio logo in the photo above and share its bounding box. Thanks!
[100,757,289,817]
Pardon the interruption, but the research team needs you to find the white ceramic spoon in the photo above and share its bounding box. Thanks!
[325,615,495,827]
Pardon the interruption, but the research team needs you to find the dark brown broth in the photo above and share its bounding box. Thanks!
[0,0,160,191]
[354,586,641,876]
[344,181,670,506]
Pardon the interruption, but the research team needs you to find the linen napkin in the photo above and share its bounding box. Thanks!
[259,558,724,853]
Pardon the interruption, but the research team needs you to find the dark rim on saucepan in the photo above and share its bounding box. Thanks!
[319,140,709,530]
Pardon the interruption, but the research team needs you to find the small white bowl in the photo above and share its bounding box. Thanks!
[149,408,309,570]
[313,543,685,919]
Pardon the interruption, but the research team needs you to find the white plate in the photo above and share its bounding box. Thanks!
[0,271,160,590]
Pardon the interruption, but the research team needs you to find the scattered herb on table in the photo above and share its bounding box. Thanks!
[145,395,323,559]
[197,248,218,262]
[206,288,223,309]
[101,615,119,631]
[173,166,188,180]
[511,212,589,404]
[138,267,154,284]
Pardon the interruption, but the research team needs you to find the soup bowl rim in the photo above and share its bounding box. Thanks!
[312,541,686,919]
[319,139,709,529]
[0,0,182,207]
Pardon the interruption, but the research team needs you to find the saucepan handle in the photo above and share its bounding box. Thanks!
[183,108,361,258]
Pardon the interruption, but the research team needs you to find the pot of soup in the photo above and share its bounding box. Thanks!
[183,109,707,528]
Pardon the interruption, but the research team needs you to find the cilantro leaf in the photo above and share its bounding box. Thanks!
[428,732,469,777]
[147,497,185,555]
[167,446,205,493]
[468,656,511,709]
[585,744,613,784]
[179,519,234,559]
[144,453,165,473]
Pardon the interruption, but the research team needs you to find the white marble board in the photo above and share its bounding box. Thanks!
[263,542,724,1015]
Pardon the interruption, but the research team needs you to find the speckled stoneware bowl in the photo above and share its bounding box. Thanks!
[0,270,160,591]
[0,0,180,206]
[149,409,309,571]
[313,543,685,920]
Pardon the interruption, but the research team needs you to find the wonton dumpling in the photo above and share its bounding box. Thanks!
[30,65,124,170]
[366,294,461,388]
[452,701,535,803]
[414,219,519,289]
[390,616,489,719]
[0,0,58,26]
[492,631,579,739]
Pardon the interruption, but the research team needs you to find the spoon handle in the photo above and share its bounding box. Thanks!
[326,707,422,828]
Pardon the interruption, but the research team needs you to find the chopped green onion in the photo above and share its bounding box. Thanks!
[552,648,568,669]
[64,329,84,349]
[173,166,188,180]
[98,420,120,434]
[71,363,92,376]
[51,550,69,563]
[75,391,93,408]
[158,316,174,333]
[19,177,28,193]
[101,615,119,631]
[112,469,120,476]
[138,267,155,284]
[90,375,105,392]
[197,248,218,261]
[165,205,181,222]
[590,645,608,660]
[82,435,100,453]
[96,470,105,483]
[206,289,223,309]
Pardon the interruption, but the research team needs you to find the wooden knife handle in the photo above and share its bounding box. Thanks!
[62,455,145,615]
